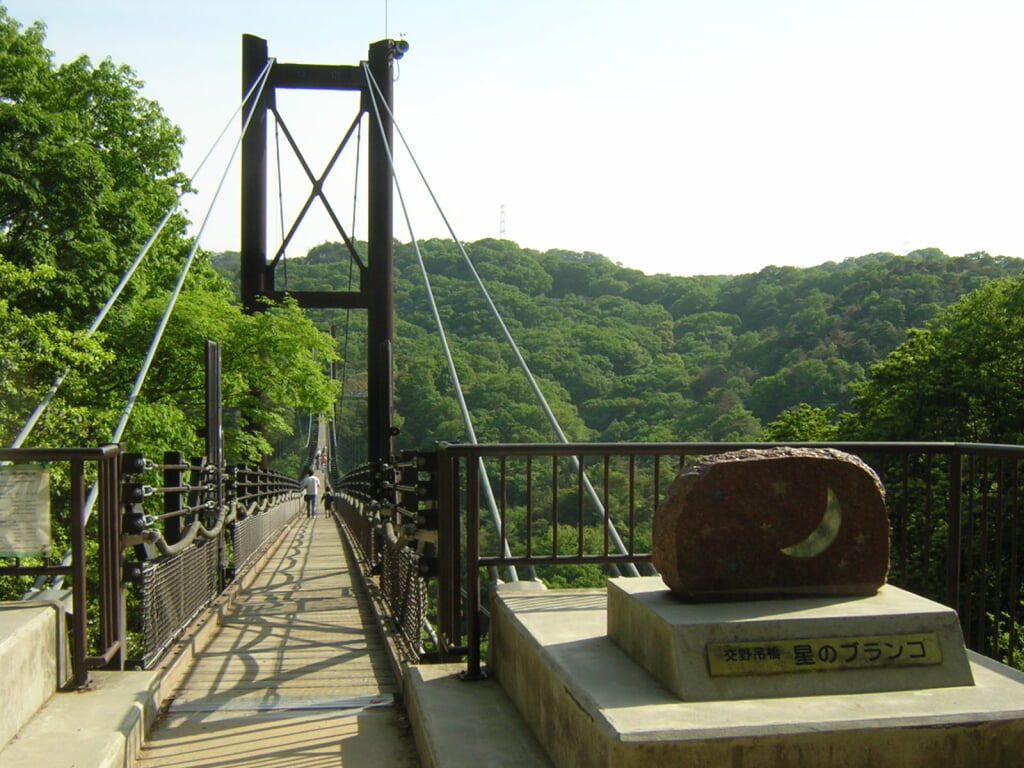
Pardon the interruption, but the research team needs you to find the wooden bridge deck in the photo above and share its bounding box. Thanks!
[137,510,420,768]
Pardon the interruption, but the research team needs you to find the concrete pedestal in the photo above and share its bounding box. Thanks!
[607,579,973,701]
[489,586,1024,768]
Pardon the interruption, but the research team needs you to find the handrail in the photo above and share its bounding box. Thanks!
[7,440,1019,685]
[0,444,123,687]
[430,441,1024,677]
[0,444,305,682]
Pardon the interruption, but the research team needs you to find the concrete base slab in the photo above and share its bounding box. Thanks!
[608,578,974,701]
[0,601,68,750]
[406,662,554,768]
[0,670,160,768]
[490,588,1024,768]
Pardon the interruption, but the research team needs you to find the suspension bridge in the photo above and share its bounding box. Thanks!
[2,36,1023,768]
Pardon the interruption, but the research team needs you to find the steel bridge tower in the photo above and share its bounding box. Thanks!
[239,36,403,467]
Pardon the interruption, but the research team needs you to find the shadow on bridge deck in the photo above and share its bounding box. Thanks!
[137,512,420,768]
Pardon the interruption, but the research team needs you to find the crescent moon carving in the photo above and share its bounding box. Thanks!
[780,487,842,558]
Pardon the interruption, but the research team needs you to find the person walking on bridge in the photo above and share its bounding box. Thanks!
[301,467,320,519]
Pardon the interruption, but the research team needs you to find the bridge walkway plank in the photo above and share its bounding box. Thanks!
[136,512,420,768]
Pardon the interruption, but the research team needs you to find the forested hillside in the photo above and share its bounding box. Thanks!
[211,241,1024,458]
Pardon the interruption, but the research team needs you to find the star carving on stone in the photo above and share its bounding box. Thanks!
[838,559,850,570]
[760,522,773,536]
[700,524,715,539]
[854,532,869,547]
[771,481,789,496]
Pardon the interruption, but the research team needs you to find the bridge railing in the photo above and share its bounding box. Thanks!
[0,444,303,682]
[124,456,302,668]
[0,445,124,687]
[429,442,1023,679]
[335,452,433,663]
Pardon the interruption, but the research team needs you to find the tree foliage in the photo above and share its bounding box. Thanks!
[0,8,337,466]
[845,275,1024,443]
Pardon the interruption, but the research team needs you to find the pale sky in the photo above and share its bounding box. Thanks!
[5,0,1024,276]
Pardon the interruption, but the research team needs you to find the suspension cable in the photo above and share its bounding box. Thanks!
[364,65,639,576]
[110,64,274,446]
[303,412,313,449]
[10,59,276,451]
[336,120,362,468]
[363,63,519,583]
[274,117,288,286]
[38,61,277,592]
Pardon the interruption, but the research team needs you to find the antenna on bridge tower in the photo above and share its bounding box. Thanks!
[499,204,506,238]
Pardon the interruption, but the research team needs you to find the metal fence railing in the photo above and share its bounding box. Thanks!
[138,538,219,669]
[128,459,301,669]
[334,451,438,662]
[335,488,430,663]
[429,442,1024,679]
[233,496,302,575]
[0,444,303,682]
[13,439,1015,687]
[0,445,123,687]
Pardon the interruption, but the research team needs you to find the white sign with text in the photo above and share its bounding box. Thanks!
[0,465,51,557]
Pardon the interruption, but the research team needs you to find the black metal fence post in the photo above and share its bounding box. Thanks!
[946,448,963,612]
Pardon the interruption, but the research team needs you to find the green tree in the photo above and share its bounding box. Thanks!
[846,276,1024,443]
[762,404,839,441]
[212,234,1024,463]
[0,9,189,320]
[0,8,186,446]
[0,9,337,464]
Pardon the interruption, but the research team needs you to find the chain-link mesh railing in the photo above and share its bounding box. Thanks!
[126,460,302,668]
[337,487,429,663]
[139,538,220,668]
[233,498,301,574]
[379,540,429,657]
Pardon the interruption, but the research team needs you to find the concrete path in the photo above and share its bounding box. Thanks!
[136,512,420,768]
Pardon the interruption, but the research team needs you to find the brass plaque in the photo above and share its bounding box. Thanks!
[707,633,942,677]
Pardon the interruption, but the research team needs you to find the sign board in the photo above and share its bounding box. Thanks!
[707,632,943,677]
[0,465,51,557]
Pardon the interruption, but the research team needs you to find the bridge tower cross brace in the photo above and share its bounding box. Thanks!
[240,36,399,466]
